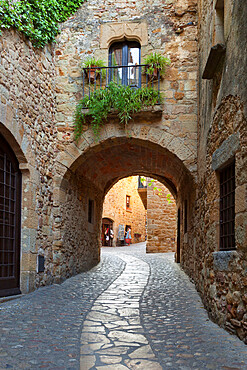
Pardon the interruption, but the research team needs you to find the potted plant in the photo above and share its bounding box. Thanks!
[143,52,171,79]
[82,57,106,82]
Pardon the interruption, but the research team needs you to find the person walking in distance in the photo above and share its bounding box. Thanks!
[110,228,114,247]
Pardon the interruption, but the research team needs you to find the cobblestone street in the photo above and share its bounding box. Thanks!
[1,243,247,369]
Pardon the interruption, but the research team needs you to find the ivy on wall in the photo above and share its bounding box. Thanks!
[0,0,86,47]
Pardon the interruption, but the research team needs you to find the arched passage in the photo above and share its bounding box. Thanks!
[50,136,196,284]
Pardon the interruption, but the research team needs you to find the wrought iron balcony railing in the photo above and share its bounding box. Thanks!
[82,64,161,101]
[138,176,147,189]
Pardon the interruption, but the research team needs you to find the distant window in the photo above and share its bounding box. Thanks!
[126,195,131,209]
[219,160,235,250]
[88,199,94,224]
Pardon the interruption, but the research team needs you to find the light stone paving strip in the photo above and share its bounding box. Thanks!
[80,254,162,369]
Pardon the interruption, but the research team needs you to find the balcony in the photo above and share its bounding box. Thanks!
[137,176,147,209]
[82,64,161,106]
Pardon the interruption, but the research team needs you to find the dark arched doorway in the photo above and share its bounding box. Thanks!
[102,218,113,247]
[0,134,22,297]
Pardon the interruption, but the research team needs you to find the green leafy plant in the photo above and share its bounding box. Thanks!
[82,57,106,80]
[143,52,171,78]
[140,176,173,203]
[0,0,86,48]
[74,82,160,140]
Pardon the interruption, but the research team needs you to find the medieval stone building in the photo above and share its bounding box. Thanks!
[102,176,147,247]
[0,0,246,342]
[102,175,176,251]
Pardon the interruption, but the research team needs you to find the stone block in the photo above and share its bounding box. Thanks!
[174,92,184,100]
[213,251,238,271]
[235,185,246,214]
[20,271,36,294]
[0,102,6,123]
[6,104,14,124]
[56,150,74,168]
[184,80,196,91]
[21,228,37,253]
[211,133,240,171]
[21,252,37,272]
[167,137,193,161]
[22,208,39,229]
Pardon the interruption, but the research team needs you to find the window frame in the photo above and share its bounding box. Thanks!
[126,195,131,210]
[88,198,94,224]
[108,41,141,87]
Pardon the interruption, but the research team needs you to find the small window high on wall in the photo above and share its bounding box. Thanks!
[214,0,224,45]
[109,41,141,87]
[219,160,235,250]
[88,199,94,224]
[126,195,131,209]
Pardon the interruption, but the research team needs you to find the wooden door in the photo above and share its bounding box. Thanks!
[0,135,21,297]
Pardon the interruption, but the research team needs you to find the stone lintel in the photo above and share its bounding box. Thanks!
[211,133,240,171]
[100,22,148,49]
[213,250,238,271]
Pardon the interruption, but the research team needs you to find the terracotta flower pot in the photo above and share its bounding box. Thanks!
[86,66,98,82]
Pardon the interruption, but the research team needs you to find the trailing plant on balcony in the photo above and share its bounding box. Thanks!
[74,82,160,140]
[0,0,86,48]
[82,57,106,82]
[143,52,171,79]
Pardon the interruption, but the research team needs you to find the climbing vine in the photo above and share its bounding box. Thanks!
[74,82,160,140]
[0,0,86,47]
[140,177,173,203]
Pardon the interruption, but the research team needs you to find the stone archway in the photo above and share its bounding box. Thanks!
[48,135,196,285]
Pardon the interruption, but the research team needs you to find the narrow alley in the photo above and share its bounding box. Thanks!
[0,243,247,369]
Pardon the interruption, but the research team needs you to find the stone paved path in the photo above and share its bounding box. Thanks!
[1,243,247,369]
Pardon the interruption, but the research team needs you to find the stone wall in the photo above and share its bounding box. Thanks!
[51,0,198,284]
[186,0,247,342]
[50,0,198,296]
[102,176,146,246]
[0,29,57,293]
[146,179,176,253]
[1,0,198,302]
[46,173,103,285]
[53,0,198,169]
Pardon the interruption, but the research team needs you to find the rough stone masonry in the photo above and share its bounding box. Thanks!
[0,0,246,344]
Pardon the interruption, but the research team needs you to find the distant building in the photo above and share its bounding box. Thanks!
[102,176,176,253]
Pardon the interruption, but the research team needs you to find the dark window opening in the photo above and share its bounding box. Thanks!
[220,160,235,250]
[184,200,188,233]
[88,199,94,224]
[38,255,45,273]
[126,195,131,209]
